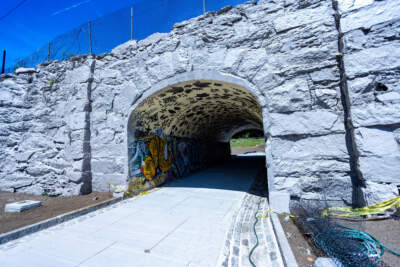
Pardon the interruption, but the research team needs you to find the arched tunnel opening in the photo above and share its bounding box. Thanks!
[127,80,266,194]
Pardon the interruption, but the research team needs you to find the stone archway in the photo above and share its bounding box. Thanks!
[125,72,269,194]
[5,0,396,209]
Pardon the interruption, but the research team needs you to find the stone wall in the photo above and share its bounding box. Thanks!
[338,0,400,204]
[0,0,398,209]
[0,57,93,195]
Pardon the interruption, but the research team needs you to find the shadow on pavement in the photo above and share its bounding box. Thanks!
[163,155,267,194]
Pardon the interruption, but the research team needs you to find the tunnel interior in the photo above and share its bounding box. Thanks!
[127,80,265,193]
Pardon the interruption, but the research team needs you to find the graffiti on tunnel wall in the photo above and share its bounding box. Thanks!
[128,130,207,193]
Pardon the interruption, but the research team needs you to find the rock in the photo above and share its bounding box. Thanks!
[15,67,36,74]
[65,140,84,160]
[92,174,125,192]
[351,103,400,127]
[274,159,350,177]
[340,0,400,33]
[138,32,168,48]
[338,0,374,13]
[310,68,339,82]
[271,134,349,160]
[376,92,400,102]
[354,127,398,157]
[0,176,34,191]
[314,257,343,267]
[274,175,353,202]
[273,5,332,33]
[5,200,41,212]
[358,156,400,184]
[362,181,398,206]
[15,150,35,162]
[26,164,53,176]
[67,112,87,130]
[16,184,44,195]
[266,77,311,113]
[270,110,344,136]
[91,160,121,174]
[111,40,138,56]
[343,43,400,78]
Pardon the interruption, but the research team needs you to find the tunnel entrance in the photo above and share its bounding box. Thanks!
[126,79,265,193]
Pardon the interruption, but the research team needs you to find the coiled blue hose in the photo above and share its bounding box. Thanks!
[313,223,400,267]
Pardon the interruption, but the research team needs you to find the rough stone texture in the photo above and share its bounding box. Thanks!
[0,0,398,208]
[339,0,400,204]
[0,56,93,196]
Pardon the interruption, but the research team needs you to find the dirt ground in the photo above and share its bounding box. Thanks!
[231,144,265,155]
[279,214,400,267]
[278,214,325,267]
[349,218,400,267]
[0,191,114,234]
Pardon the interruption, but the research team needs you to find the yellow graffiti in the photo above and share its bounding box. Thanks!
[149,135,173,172]
[159,153,173,171]
[130,134,177,193]
[149,135,162,167]
[151,172,167,187]
[143,157,156,180]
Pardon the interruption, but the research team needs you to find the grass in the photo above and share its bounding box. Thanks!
[230,137,264,148]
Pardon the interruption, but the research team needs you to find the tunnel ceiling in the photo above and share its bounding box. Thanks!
[129,80,263,142]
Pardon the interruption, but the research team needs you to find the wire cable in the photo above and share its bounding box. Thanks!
[0,0,28,21]
[249,198,262,267]
[292,200,400,267]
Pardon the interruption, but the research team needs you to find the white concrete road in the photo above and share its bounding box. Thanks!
[0,156,269,267]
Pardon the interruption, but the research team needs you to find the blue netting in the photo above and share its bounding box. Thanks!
[3,0,252,73]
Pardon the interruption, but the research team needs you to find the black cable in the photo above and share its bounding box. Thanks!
[249,198,262,267]
[0,0,28,21]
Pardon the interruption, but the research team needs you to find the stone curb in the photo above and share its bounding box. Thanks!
[270,213,299,267]
[0,196,123,245]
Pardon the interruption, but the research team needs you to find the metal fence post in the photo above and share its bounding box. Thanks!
[131,6,134,40]
[47,42,50,61]
[203,0,206,14]
[1,50,5,74]
[88,21,93,55]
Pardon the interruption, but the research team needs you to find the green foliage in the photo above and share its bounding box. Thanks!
[230,137,264,148]
[42,189,49,197]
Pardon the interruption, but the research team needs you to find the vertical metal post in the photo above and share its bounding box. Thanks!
[131,6,134,40]
[88,21,93,55]
[1,50,5,74]
[47,42,50,61]
[203,0,206,14]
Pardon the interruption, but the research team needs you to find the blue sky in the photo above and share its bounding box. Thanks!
[1,0,247,69]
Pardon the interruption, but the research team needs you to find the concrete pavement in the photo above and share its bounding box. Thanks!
[0,156,282,267]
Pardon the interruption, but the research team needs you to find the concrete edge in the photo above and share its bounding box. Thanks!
[270,213,299,267]
[0,196,124,245]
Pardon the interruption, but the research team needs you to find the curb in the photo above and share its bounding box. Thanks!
[270,213,299,267]
[0,196,123,245]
